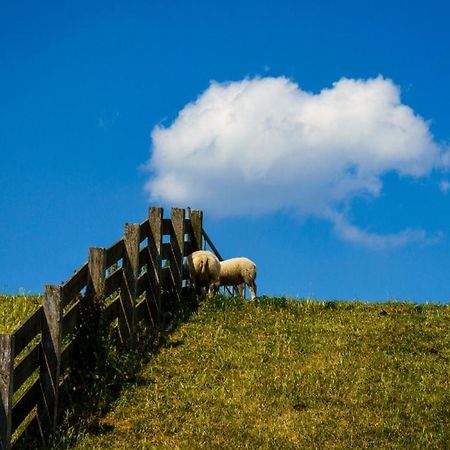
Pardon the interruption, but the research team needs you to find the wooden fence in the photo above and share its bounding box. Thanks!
[0,206,208,449]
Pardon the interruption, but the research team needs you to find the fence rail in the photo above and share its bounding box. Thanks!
[0,206,206,449]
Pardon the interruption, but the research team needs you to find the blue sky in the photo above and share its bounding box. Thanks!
[1,0,449,302]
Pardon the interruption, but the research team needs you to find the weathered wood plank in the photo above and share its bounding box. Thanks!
[139,245,149,267]
[145,265,159,292]
[149,207,163,254]
[181,286,190,300]
[39,285,63,434]
[161,242,171,261]
[13,344,40,395]
[161,266,171,287]
[62,301,81,339]
[13,307,42,357]
[202,229,224,261]
[56,374,74,423]
[181,259,190,280]
[0,334,14,449]
[185,218,194,237]
[162,218,172,235]
[102,295,121,326]
[139,219,149,243]
[168,251,182,289]
[171,208,185,269]
[145,247,159,289]
[135,299,148,324]
[183,241,193,257]
[62,264,88,307]
[11,379,40,434]
[142,246,161,327]
[141,279,158,326]
[86,248,106,303]
[104,268,122,298]
[60,339,77,374]
[105,239,124,270]
[168,210,184,299]
[190,210,203,252]
[119,224,140,345]
[148,207,163,323]
[11,413,40,449]
[136,273,148,298]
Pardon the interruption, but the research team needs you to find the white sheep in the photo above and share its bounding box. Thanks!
[215,257,257,300]
[186,250,221,297]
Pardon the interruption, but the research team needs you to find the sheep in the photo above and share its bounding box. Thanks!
[215,257,257,300]
[186,250,221,298]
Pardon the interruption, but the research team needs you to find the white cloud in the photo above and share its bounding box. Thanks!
[145,76,448,247]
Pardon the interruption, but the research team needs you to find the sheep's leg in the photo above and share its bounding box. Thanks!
[212,280,220,295]
[248,281,257,300]
[194,281,208,300]
[238,283,245,298]
[190,276,202,298]
[207,282,217,298]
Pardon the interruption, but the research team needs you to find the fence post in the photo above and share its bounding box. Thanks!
[120,223,140,345]
[39,285,63,435]
[87,247,106,302]
[0,334,14,450]
[190,210,203,252]
[77,247,107,380]
[148,207,163,323]
[171,208,185,302]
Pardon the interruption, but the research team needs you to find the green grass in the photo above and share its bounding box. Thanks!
[50,296,450,449]
[0,295,42,333]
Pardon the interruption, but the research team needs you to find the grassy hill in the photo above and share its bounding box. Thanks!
[52,296,449,449]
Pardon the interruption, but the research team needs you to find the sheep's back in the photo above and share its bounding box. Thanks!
[219,257,256,285]
[188,250,220,283]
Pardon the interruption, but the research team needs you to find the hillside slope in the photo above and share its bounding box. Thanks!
[63,297,449,449]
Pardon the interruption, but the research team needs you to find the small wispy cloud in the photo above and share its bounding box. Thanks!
[439,180,450,194]
[330,212,442,249]
[145,76,448,247]
[97,111,120,130]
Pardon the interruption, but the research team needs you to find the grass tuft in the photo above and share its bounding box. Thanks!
[0,295,42,333]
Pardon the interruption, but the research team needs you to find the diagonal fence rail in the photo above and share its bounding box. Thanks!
[0,207,207,449]
[202,230,240,297]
